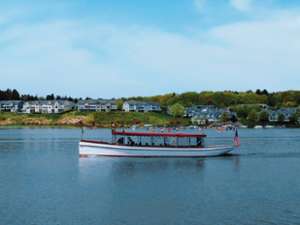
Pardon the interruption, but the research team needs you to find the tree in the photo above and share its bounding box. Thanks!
[116,99,124,110]
[220,112,230,123]
[230,114,238,123]
[169,103,185,118]
[46,94,55,100]
[247,110,258,128]
[262,89,269,95]
[12,89,20,100]
[289,113,299,125]
[277,113,285,124]
[256,89,262,95]
[267,94,277,107]
[259,111,269,126]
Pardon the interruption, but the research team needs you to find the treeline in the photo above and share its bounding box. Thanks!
[0,89,77,102]
[127,90,300,108]
[2,88,300,108]
[0,89,21,100]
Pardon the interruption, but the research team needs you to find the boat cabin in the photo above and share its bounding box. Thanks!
[112,130,206,148]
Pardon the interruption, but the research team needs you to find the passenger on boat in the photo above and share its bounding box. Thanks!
[117,137,124,145]
[196,137,203,147]
[128,137,135,146]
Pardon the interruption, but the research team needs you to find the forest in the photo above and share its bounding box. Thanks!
[127,89,300,109]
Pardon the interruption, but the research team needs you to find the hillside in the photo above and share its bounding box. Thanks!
[0,111,190,127]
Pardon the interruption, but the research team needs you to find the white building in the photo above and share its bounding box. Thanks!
[185,105,236,124]
[77,99,117,112]
[122,101,161,112]
[0,101,23,112]
[22,100,74,114]
[267,108,298,122]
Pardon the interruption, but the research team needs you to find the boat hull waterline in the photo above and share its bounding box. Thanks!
[79,140,234,158]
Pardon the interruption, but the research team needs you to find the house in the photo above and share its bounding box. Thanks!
[237,104,269,110]
[267,108,298,122]
[53,100,74,113]
[122,101,161,112]
[77,99,117,112]
[186,105,236,124]
[0,100,23,112]
[22,100,74,114]
[22,101,40,114]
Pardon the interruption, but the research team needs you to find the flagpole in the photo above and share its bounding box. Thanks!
[233,128,240,147]
[81,127,84,140]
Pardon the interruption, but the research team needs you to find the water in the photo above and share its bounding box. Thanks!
[0,128,300,225]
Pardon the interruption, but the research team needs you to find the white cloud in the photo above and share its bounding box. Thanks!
[230,0,253,12]
[1,9,300,97]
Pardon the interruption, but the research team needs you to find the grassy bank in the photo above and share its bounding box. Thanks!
[0,111,190,128]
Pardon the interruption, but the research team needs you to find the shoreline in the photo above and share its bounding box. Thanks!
[1,111,299,129]
[0,124,300,129]
[0,111,190,128]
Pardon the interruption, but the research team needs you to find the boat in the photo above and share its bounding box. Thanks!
[79,130,236,158]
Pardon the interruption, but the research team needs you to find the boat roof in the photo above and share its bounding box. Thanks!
[112,130,207,138]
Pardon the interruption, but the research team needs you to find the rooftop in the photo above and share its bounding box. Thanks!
[125,100,160,106]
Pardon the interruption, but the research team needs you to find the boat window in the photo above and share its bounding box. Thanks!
[112,133,204,147]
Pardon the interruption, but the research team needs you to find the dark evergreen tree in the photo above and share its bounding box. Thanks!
[46,94,55,100]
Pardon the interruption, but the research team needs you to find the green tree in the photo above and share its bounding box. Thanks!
[46,94,55,100]
[117,90,300,110]
[169,103,185,118]
[231,105,248,119]
[283,101,297,107]
[230,114,238,123]
[12,89,20,100]
[247,110,258,128]
[277,113,285,124]
[289,113,299,125]
[259,111,269,126]
[116,99,124,110]
[220,112,230,123]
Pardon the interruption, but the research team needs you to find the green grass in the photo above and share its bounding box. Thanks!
[0,111,191,127]
[92,111,190,127]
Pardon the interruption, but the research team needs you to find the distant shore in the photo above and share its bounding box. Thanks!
[1,111,299,129]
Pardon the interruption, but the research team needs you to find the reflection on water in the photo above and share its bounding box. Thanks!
[79,158,206,176]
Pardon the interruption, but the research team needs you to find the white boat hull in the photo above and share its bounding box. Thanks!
[79,140,234,158]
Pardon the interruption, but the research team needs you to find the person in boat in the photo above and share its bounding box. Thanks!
[128,137,135,146]
[117,137,124,145]
[196,137,203,147]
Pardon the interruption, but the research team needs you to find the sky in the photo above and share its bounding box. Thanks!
[1,0,300,98]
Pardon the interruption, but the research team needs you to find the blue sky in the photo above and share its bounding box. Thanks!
[1,0,300,98]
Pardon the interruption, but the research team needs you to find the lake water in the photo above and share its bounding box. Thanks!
[0,128,300,225]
